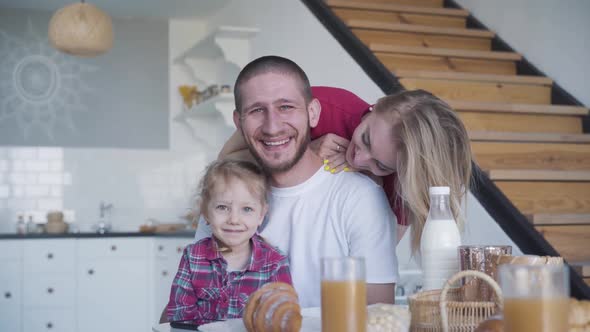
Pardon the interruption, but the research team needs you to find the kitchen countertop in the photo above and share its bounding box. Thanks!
[0,231,196,240]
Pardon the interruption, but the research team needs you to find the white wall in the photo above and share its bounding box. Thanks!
[455,0,590,106]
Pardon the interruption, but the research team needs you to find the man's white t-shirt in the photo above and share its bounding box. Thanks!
[195,167,399,307]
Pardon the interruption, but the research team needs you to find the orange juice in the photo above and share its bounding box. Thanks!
[504,297,569,332]
[321,280,367,332]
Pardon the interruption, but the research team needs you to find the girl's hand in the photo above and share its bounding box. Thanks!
[310,134,356,174]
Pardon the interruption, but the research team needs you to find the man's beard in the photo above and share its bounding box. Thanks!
[247,128,311,174]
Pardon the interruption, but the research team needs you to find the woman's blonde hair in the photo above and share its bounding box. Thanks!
[373,89,472,254]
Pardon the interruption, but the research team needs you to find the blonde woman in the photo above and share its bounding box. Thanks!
[220,86,472,254]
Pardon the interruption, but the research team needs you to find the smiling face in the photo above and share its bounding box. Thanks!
[234,71,319,173]
[204,178,267,253]
[346,111,398,177]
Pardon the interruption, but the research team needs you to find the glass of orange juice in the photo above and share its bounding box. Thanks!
[321,257,367,332]
[499,264,569,332]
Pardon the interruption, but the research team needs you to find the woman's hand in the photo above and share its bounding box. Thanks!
[310,133,355,174]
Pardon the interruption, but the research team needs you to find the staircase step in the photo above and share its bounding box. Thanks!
[469,131,590,144]
[353,28,491,51]
[461,112,581,134]
[378,53,515,74]
[472,142,590,170]
[361,0,444,8]
[327,0,468,17]
[373,45,521,61]
[527,214,590,225]
[449,101,588,116]
[396,70,553,85]
[375,47,520,75]
[495,181,590,214]
[536,225,590,262]
[488,170,590,182]
[348,20,494,38]
[333,8,466,28]
[400,78,551,104]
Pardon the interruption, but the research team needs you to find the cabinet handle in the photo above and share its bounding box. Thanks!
[47,253,54,259]
[162,270,168,276]
[158,245,164,251]
[88,269,94,275]
[47,287,54,294]
[4,292,11,299]
[47,322,53,329]
[111,245,117,251]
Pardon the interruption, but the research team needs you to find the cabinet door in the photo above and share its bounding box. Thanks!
[23,308,75,332]
[0,259,22,332]
[153,258,178,322]
[152,238,192,322]
[23,274,75,308]
[77,259,149,332]
[24,239,75,274]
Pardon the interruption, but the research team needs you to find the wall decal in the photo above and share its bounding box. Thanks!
[0,19,96,140]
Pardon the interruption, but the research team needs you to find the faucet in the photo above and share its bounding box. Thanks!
[99,201,113,219]
[94,201,114,234]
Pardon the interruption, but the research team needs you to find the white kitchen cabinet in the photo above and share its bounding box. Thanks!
[0,259,22,332]
[23,308,76,332]
[22,240,76,330]
[0,241,22,332]
[152,238,193,322]
[76,238,149,332]
[23,239,75,273]
[0,235,194,332]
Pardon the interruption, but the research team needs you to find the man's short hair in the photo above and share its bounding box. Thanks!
[234,55,313,113]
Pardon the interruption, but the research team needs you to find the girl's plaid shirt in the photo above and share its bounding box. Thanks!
[166,234,292,325]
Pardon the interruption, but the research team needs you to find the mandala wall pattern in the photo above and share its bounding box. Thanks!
[0,19,96,140]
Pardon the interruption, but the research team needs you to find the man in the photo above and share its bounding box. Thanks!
[193,55,399,308]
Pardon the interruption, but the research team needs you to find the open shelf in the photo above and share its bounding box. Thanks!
[172,25,257,128]
[174,92,234,126]
[174,26,259,65]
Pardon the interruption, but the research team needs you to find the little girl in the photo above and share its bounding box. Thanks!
[166,160,292,325]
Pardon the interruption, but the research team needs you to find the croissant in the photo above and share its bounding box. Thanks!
[243,282,302,332]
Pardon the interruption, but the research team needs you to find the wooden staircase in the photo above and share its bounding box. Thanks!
[326,0,590,287]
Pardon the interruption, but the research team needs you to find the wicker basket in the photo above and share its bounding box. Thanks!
[409,270,503,332]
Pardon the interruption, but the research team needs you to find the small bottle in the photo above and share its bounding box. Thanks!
[16,215,26,235]
[26,215,36,234]
[420,186,461,290]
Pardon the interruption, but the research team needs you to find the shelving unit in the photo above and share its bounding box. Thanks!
[172,25,258,127]
[174,92,234,126]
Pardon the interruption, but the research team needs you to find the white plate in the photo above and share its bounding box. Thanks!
[199,307,322,332]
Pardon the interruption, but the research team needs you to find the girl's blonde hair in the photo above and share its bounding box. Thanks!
[374,89,472,254]
[198,159,271,219]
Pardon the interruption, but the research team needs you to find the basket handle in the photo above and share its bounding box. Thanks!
[439,270,503,332]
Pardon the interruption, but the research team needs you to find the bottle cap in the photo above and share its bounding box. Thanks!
[429,186,450,195]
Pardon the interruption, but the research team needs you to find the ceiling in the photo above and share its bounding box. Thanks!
[0,0,230,19]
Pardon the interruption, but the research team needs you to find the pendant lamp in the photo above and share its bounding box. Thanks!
[48,0,113,57]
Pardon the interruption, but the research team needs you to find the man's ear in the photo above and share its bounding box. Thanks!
[308,98,321,128]
[233,110,241,130]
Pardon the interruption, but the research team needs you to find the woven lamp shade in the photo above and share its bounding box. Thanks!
[48,2,113,57]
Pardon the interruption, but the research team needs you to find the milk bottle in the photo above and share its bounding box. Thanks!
[420,186,461,290]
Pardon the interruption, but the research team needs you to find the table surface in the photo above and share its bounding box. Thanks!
[152,308,322,332]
